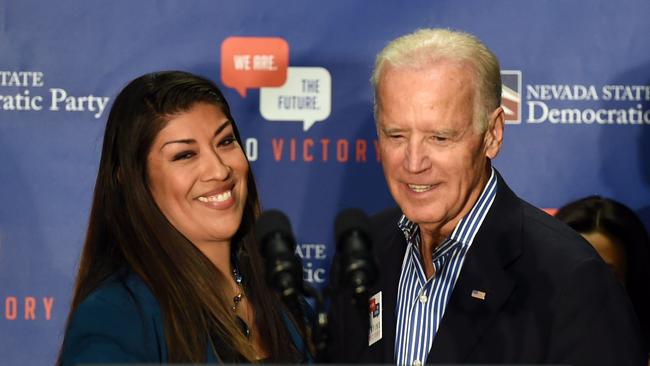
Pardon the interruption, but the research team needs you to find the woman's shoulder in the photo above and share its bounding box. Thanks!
[82,270,159,311]
[61,270,167,365]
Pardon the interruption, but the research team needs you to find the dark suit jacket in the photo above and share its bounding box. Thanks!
[61,269,309,365]
[328,172,645,365]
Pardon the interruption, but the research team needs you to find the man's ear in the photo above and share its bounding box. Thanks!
[484,106,504,159]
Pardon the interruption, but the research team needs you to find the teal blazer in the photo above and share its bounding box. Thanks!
[61,270,310,365]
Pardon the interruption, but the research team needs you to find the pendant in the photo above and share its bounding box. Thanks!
[232,292,243,312]
[236,315,251,338]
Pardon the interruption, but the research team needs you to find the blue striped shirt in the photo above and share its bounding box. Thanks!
[394,168,497,366]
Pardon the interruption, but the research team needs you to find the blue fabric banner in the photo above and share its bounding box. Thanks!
[1,1,649,364]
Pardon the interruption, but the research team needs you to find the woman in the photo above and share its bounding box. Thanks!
[556,196,650,356]
[59,71,310,364]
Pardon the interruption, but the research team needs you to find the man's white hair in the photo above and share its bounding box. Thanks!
[371,28,502,132]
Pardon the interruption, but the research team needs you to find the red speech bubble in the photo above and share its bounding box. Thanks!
[221,37,289,97]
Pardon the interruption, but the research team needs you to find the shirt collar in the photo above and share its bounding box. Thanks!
[397,167,497,252]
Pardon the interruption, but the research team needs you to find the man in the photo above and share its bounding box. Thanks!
[328,28,645,365]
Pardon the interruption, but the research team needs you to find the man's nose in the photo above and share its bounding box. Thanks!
[403,139,431,174]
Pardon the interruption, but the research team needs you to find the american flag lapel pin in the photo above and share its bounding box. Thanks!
[471,289,486,300]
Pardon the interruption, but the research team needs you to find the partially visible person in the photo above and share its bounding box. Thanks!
[327,28,646,366]
[58,71,311,364]
[556,196,650,357]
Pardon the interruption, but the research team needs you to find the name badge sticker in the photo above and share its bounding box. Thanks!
[368,291,382,345]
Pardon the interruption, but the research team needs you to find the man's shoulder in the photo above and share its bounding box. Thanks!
[369,206,403,227]
[366,207,407,256]
[490,173,597,262]
[521,199,588,243]
[513,197,601,264]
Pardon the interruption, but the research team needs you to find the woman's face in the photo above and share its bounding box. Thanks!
[581,231,627,284]
[147,102,249,250]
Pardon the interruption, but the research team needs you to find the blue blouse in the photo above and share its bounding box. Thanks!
[61,270,310,364]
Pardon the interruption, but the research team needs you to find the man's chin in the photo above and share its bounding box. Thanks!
[400,206,444,226]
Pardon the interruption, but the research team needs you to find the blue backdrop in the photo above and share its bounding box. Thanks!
[1,1,649,364]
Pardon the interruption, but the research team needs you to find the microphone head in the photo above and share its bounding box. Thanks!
[335,208,370,248]
[334,208,378,294]
[255,209,302,297]
[256,209,294,243]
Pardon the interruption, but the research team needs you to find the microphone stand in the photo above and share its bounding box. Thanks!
[257,208,377,363]
[300,282,328,363]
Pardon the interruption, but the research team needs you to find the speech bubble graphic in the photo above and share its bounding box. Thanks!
[260,66,332,131]
[221,37,289,97]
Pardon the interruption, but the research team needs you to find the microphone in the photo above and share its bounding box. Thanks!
[334,208,378,296]
[255,209,303,298]
[256,210,328,362]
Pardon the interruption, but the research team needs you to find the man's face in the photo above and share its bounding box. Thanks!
[376,60,503,237]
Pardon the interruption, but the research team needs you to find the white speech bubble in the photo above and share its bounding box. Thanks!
[260,66,331,131]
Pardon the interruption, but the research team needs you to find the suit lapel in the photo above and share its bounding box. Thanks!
[427,172,523,363]
[363,208,408,363]
[377,228,406,363]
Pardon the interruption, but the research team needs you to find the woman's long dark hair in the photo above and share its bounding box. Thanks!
[556,195,650,351]
[60,71,304,362]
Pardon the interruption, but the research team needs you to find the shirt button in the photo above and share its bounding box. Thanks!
[419,295,428,304]
[413,360,422,366]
